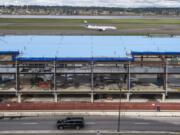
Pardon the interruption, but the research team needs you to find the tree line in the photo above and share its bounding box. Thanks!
[0,6,180,15]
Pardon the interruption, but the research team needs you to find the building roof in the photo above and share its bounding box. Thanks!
[0,35,180,61]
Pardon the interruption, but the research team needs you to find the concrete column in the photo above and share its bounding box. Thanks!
[141,55,143,67]
[91,61,94,103]
[15,60,20,91]
[64,64,68,82]
[53,61,58,103]
[162,93,166,102]
[53,60,57,91]
[54,93,58,103]
[123,64,127,83]
[17,93,21,103]
[126,93,130,102]
[163,61,168,96]
[127,62,131,92]
[91,93,94,103]
[157,74,162,86]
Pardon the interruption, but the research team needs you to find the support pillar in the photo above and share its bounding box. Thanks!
[53,60,57,91]
[54,93,58,103]
[157,74,162,86]
[53,60,57,102]
[123,64,127,83]
[127,62,131,92]
[163,60,168,96]
[15,59,21,103]
[127,62,131,102]
[141,55,143,67]
[64,64,68,82]
[91,93,94,103]
[162,93,166,102]
[126,93,130,102]
[15,60,20,91]
[91,61,94,103]
[17,93,21,103]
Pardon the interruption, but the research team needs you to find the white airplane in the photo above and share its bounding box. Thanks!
[84,20,117,31]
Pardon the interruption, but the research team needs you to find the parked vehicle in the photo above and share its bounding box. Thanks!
[56,117,85,130]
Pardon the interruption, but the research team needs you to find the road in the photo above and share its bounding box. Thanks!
[0,116,180,132]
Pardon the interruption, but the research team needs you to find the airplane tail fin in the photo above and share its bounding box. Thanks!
[84,20,88,24]
[84,20,88,26]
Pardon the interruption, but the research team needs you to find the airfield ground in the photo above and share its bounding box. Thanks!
[0,18,180,35]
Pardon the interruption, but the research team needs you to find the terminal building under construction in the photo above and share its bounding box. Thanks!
[0,35,180,103]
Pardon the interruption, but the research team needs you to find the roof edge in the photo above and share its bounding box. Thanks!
[16,57,133,62]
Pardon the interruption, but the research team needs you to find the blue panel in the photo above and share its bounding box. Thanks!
[0,51,19,55]
[132,51,180,55]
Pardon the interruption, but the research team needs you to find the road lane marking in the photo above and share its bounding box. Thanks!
[86,122,96,125]
[21,122,39,125]
[171,122,180,125]
[134,122,149,125]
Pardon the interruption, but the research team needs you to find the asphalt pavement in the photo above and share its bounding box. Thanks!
[0,116,180,132]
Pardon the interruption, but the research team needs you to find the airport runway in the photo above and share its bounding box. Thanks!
[1,15,180,35]
[0,116,180,132]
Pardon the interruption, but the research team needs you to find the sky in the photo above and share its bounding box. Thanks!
[0,0,180,8]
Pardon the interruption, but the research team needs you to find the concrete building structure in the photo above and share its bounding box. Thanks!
[0,36,180,103]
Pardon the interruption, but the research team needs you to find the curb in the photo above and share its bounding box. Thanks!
[0,130,179,134]
[1,111,180,117]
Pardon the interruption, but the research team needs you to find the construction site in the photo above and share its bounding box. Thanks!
[0,35,180,103]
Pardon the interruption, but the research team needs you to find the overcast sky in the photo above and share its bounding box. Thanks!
[0,0,180,8]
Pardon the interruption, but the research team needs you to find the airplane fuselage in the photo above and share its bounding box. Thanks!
[86,24,117,31]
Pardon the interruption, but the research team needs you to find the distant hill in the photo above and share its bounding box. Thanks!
[0,6,180,16]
